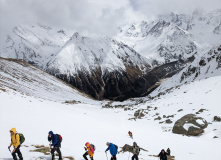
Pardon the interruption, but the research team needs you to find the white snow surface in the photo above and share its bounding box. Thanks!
[183,123,200,131]
[196,119,206,126]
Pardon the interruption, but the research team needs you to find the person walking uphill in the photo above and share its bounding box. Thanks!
[83,142,94,160]
[105,142,117,160]
[48,131,62,160]
[132,142,140,160]
[158,149,169,160]
[8,128,23,160]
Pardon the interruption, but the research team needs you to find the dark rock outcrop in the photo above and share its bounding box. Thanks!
[214,116,221,122]
[134,109,145,119]
[172,114,208,136]
[165,119,173,124]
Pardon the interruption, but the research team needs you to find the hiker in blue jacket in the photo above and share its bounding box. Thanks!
[48,131,62,160]
[105,142,117,160]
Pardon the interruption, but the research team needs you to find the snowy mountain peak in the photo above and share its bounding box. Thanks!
[116,19,197,64]
[71,32,80,39]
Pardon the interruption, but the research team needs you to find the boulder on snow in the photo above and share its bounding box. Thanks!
[213,116,221,122]
[172,114,208,136]
[119,144,133,153]
[165,119,173,124]
[119,144,148,153]
[134,109,145,119]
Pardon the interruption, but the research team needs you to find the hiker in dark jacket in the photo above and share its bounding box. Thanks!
[48,131,62,160]
[158,149,169,160]
[105,142,117,160]
[167,148,170,156]
[132,142,140,160]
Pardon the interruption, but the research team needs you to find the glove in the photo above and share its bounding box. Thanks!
[8,146,10,150]
[84,147,87,151]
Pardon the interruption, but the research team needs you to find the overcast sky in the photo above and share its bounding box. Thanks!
[0,0,221,36]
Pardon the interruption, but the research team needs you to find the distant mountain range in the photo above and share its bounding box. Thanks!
[0,9,220,100]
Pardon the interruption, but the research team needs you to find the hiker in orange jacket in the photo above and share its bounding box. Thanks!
[83,142,94,160]
[128,131,133,138]
[8,128,23,160]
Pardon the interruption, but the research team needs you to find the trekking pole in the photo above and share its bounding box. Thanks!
[128,152,130,160]
[105,152,108,160]
[8,147,11,153]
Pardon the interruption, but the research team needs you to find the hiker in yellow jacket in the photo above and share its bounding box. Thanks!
[8,128,23,160]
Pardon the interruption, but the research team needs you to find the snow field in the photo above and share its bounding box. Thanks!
[1,75,221,160]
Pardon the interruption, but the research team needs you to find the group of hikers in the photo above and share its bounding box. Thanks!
[9,128,171,160]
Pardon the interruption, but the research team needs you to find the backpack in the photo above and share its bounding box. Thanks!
[91,144,95,151]
[56,134,62,142]
[115,144,118,151]
[15,133,25,144]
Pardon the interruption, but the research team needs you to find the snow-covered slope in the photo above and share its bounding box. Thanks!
[0,57,93,102]
[150,45,221,96]
[0,24,71,69]
[47,32,151,76]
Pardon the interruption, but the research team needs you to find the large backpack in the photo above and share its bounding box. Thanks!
[15,133,25,144]
[91,144,95,151]
[56,134,63,142]
[115,144,118,151]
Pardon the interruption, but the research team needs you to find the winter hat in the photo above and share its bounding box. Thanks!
[106,142,110,146]
[85,142,89,146]
[49,131,53,135]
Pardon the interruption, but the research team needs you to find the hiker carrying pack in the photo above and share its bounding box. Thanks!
[105,142,117,160]
[48,131,62,160]
[132,142,140,160]
[167,148,170,156]
[15,133,25,144]
[83,142,94,160]
[128,131,133,138]
[158,149,169,160]
[8,128,23,160]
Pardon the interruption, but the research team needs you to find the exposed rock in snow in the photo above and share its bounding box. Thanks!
[172,114,208,136]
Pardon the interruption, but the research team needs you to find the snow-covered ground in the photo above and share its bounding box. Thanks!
[0,73,221,160]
